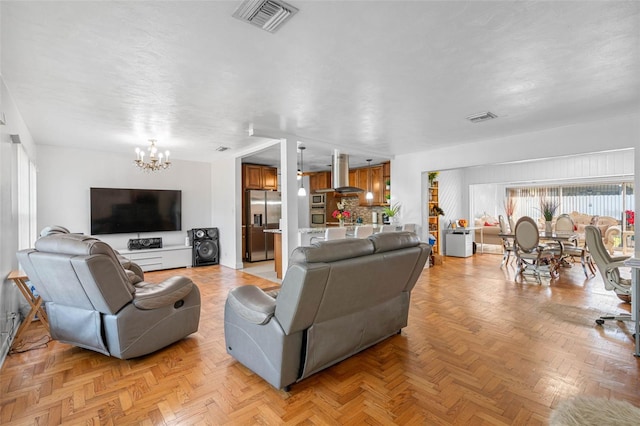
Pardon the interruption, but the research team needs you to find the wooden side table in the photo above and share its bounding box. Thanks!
[7,270,50,348]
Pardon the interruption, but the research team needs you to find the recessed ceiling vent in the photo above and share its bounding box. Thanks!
[232,0,299,33]
[466,111,498,123]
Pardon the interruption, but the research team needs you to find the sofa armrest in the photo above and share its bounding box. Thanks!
[115,251,145,281]
[132,276,194,309]
[227,285,276,325]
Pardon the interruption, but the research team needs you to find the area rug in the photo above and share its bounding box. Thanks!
[550,396,640,426]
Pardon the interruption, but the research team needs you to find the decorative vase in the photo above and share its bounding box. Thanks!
[339,219,344,227]
[545,220,552,233]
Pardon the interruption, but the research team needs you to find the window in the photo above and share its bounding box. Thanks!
[16,145,37,249]
[507,182,634,230]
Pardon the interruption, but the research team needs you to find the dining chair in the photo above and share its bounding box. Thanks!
[514,216,558,282]
[310,227,347,244]
[498,215,515,267]
[354,225,374,238]
[584,225,632,325]
[380,225,397,233]
[402,223,417,233]
[554,213,595,278]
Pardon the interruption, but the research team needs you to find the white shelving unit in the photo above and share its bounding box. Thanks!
[118,245,192,272]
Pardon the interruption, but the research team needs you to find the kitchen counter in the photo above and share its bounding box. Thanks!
[299,224,396,233]
[262,229,282,278]
[271,225,405,277]
[298,224,402,246]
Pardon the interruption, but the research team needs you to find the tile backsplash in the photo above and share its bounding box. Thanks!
[337,196,389,224]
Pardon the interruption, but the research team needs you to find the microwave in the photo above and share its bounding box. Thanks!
[310,209,326,227]
[310,193,326,207]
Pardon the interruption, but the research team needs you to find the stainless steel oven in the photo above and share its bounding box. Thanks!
[310,193,326,208]
[310,208,326,227]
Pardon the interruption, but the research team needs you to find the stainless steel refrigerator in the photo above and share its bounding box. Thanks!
[245,190,281,262]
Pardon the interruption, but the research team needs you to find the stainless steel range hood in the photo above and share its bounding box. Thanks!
[316,150,363,193]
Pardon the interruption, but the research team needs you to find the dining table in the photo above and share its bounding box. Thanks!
[538,231,579,258]
[499,230,580,273]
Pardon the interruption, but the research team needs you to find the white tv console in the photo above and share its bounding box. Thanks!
[118,245,192,272]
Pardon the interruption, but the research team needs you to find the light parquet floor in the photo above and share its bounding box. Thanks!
[2,253,639,425]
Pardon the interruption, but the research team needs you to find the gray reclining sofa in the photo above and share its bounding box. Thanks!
[17,233,201,359]
[224,231,430,390]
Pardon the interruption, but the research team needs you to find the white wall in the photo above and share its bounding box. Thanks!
[210,155,242,269]
[37,145,212,250]
[465,149,634,220]
[393,113,640,241]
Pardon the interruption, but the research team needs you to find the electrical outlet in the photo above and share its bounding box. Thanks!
[7,312,17,321]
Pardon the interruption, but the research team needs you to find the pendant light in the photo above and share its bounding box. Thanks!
[298,146,307,196]
[365,159,374,201]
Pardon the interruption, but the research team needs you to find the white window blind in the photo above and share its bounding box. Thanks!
[16,145,37,249]
[507,182,634,226]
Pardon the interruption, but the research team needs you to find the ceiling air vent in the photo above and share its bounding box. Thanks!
[216,146,230,152]
[466,111,498,123]
[232,0,299,33]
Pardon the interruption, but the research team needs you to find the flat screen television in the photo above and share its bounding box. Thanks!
[90,188,182,235]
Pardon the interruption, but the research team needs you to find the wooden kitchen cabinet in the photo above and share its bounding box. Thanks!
[242,164,278,190]
[308,171,331,193]
[306,161,389,206]
[349,170,357,188]
[356,168,369,205]
[370,165,384,205]
[262,167,278,190]
[350,163,387,206]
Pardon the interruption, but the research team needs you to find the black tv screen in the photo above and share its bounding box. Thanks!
[90,188,182,235]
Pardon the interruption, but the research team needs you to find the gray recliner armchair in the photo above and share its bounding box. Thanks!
[224,231,430,390]
[17,233,201,359]
[38,225,145,279]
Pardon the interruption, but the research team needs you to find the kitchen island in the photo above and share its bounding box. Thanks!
[263,229,283,279]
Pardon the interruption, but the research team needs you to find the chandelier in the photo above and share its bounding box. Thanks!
[134,139,171,172]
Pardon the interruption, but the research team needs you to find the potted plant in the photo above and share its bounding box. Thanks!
[385,179,391,190]
[432,205,445,216]
[539,199,559,232]
[504,198,516,222]
[428,171,439,187]
[383,202,401,223]
[385,194,391,203]
[332,202,351,227]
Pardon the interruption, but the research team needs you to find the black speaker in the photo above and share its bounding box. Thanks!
[127,237,162,250]
[190,228,219,266]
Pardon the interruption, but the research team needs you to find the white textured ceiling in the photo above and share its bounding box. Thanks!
[2,1,639,171]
